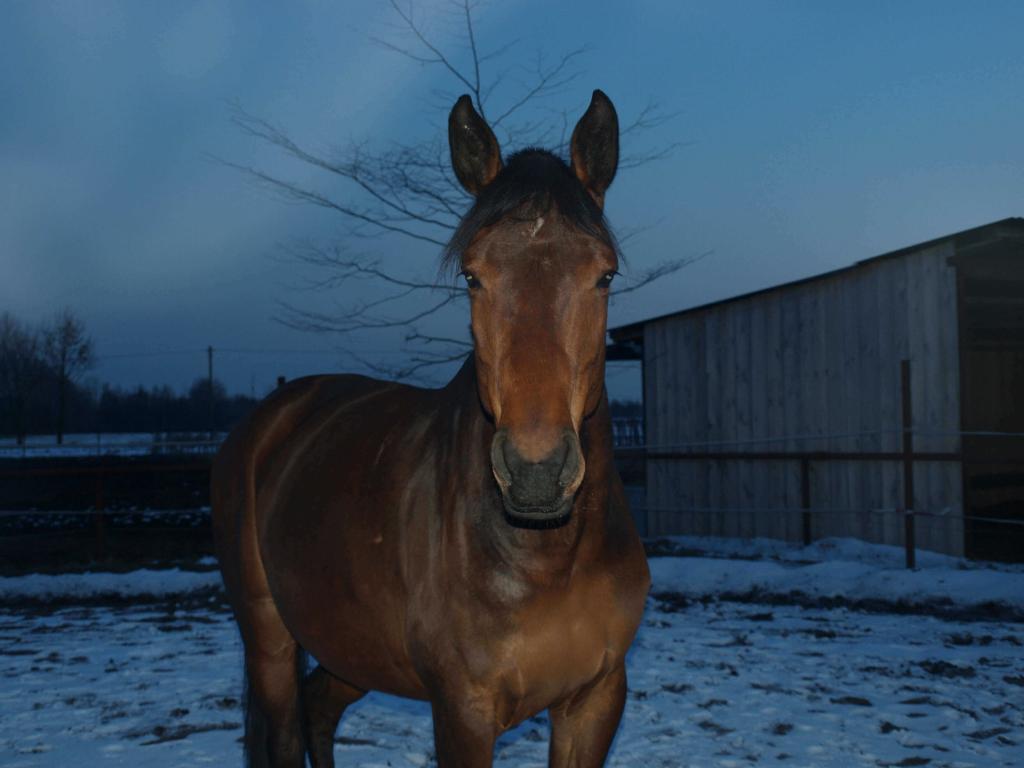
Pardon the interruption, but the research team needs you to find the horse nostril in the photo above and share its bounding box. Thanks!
[490,429,513,489]
[556,432,583,489]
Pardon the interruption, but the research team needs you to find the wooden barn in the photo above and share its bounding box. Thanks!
[609,218,1024,560]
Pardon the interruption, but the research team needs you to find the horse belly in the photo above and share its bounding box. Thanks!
[307,620,427,700]
[272,557,427,698]
[260,491,428,700]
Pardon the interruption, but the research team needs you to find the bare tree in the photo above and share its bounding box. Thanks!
[0,313,46,445]
[42,308,94,445]
[228,0,692,380]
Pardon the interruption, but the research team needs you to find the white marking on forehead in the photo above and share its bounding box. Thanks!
[529,216,545,238]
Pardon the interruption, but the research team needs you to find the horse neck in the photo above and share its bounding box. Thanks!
[440,356,614,580]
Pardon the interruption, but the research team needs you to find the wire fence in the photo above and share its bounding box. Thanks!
[630,505,1024,528]
[2,424,1019,459]
[616,362,1023,567]
[0,436,224,460]
[2,367,1022,569]
[621,417,1024,568]
[615,427,1024,452]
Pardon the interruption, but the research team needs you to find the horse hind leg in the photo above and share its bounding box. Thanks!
[302,665,366,768]
[214,431,311,766]
[239,603,308,768]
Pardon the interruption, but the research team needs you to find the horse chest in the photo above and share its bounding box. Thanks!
[513,600,613,685]
[436,575,629,716]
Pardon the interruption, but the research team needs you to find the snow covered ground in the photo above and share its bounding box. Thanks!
[1,538,1021,766]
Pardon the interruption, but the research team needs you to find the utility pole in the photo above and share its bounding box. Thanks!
[207,345,214,440]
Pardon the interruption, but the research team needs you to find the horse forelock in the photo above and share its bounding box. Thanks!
[441,149,619,275]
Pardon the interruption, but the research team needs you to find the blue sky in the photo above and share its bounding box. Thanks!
[2,1,1022,401]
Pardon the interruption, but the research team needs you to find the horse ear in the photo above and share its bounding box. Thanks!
[448,95,502,196]
[570,89,619,207]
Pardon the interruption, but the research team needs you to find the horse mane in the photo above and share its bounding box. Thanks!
[441,149,619,275]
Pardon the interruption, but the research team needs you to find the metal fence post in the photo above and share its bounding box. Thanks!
[94,472,106,561]
[904,510,916,570]
[800,457,812,546]
[901,360,916,570]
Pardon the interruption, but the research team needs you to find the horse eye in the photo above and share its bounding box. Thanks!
[461,271,480,289]
[596,272,617,289]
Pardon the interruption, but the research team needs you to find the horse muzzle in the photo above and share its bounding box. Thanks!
[490,428,584,528]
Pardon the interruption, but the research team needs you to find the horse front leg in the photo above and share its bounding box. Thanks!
[430,695,498,768]
[547,665,627,768]
[302,665,366,768]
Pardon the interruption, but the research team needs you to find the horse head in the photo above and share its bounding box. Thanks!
[446,90,620,528]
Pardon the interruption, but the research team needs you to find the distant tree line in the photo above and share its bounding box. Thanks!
[0,311,258,443]
[2,310,642,445]
[92,378,258,436]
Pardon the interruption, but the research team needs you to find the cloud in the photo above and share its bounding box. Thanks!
[158,4,237,80]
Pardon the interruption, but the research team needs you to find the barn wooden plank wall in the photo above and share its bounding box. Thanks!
[643,241,965,555]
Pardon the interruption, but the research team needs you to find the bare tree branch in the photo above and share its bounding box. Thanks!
[281,243,458,292]
[372,0,484,114]
[463,0,484,113]
[279,291,462,334]
[217,154,452,247]
[489,48,587,128]
[225,0,690,381]
[612,252,712,297]
[405,330,472,349]
[337,337,470,382]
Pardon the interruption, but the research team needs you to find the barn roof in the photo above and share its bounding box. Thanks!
[608,216,1024,354]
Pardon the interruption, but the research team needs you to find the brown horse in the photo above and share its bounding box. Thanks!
[212,90,650,768]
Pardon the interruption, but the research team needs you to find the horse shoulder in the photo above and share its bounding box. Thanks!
[605,471,652,597]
